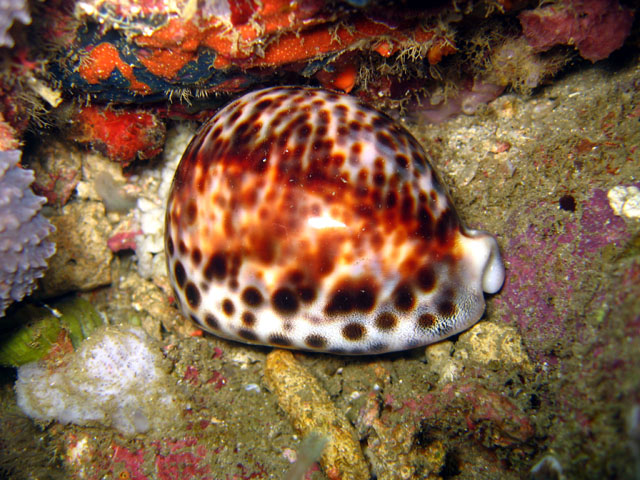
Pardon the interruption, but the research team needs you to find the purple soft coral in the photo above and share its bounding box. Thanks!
[0,150,55,317]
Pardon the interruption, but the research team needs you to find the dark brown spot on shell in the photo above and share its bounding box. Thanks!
[238,329,258,341]
[376,131,395,150]
[268,334,292,347]
[386,191,397,208]
[375,313,397,331]
[185,201,197,225]
[437,299,456,317]
[435,209,457,244]
[222,299,235,316]
[342,322,366,341]
[305,334,327,349]
[331,153,345,167]
[287,269,305,284]
[271,109,288,129]
[231,121,252,147]
[412,150,427,168]
[272,288,299,314]
[316,125,328,137]
[401,192,414,221]
[417,265,436,292]
[255,98,273,110]
[416,207,434,239]
[319,109,330,125]
[226,108,241,127]
[372,116,386,129]
[205,314,220,330]
[185,282,201,308]
[204,252,227,281]
[242,311,256,326]
[349,120,362,133]
[328,347,348,354]
[174,260,186,288]
[298,124,312,139]
[354,286,376,311]
[324,281,377,315]
[242,286,263,307]
[191,248,202,266]
[418,313,437,330]
[393,283,415,311]
[370,343,389,353]
[167,236,174,256]
[395,154,409,169]
[297,286,316,303]
[324,290,351,315]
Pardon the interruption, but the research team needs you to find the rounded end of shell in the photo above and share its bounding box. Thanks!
[461,229,505,295]
[481,240,505,294]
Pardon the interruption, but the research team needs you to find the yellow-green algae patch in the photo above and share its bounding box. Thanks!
[0,296,103,366]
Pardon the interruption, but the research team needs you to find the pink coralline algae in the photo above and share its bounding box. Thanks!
[181,364,227,390]
[153,438,213,480]
[111,444,148,480]
[400,382,535,447]
[107,230,142,252]
[0,150,55,316]
[519,0,635,62]
[109,439,214,480]
[494,188,631,363]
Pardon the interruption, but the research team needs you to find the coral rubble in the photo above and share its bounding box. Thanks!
[265,349,369,480]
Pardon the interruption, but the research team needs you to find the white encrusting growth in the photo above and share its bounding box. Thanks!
[15,325,184,435]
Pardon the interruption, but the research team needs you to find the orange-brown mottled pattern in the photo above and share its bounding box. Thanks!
[165,87,504,354]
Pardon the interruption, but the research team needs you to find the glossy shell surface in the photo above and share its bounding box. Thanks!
[165,87,504,354]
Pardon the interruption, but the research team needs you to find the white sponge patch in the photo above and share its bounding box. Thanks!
[15,325,184,436]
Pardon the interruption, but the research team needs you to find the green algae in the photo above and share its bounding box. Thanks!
[0,296,104,366]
